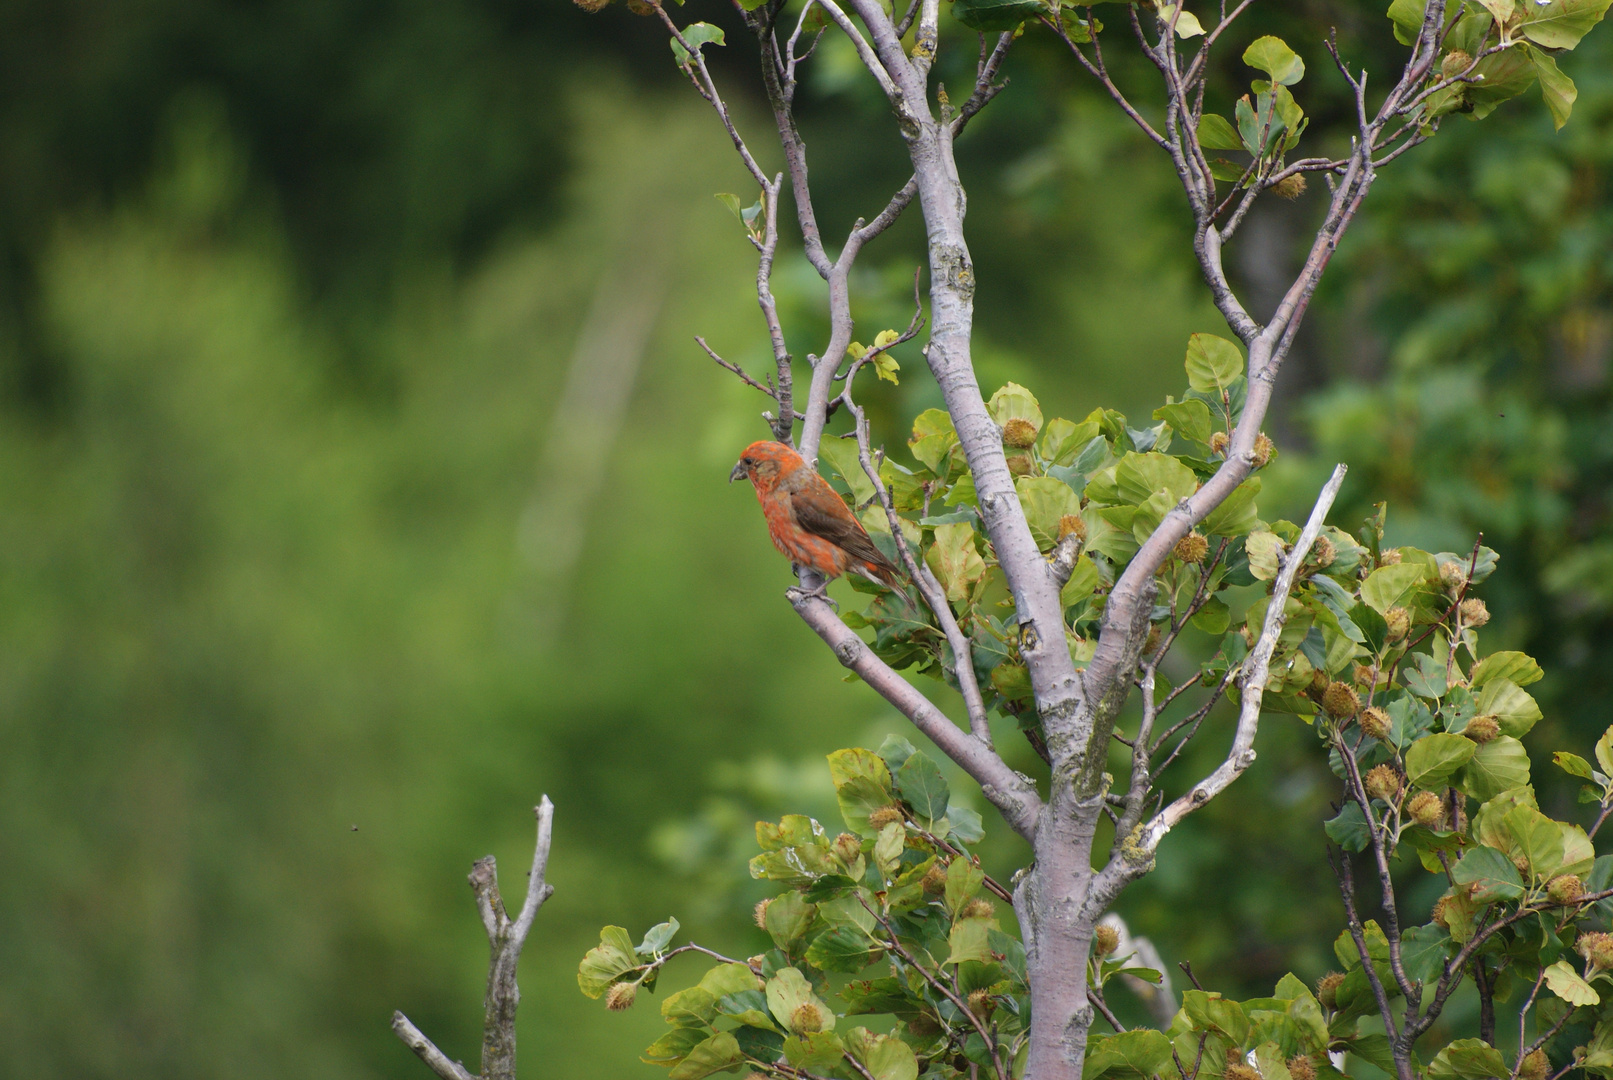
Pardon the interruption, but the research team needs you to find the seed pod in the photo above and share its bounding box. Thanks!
[1580,931,1613,970]
[1007,453,1034,477]
[754,897,774,930]
[1385,607,1411,643]
[1311,668,1331,694]
[1095,924,1121,957]
[1002,417,1039,449]
[1058,513,1087,542]
[1288,1056,1317,1080]
[1271,174,1308,201]
[961,898,996,920]
[1316,971,1346,1009]
[868,805,906,829]
[1364,763,1402,802]
[1460,598,1490,627]
[967,988,996,1020]
[1464,715,1500,744]
[1322,681,1362,719]
[1442,50,1473,80]
[606,981,639,1011]
[1520,1050,1549,1080]
[1252,433,1275,468]
[1549,874,1584,906]
[922,862,949,894]
[1209,431,1230,456]
[1359,706,1392,742]
[1310,535,1336,568]
[790,1002,826,1034]
[834,833,862,864]
[574,0,611,10]
[1226,1063,1261,1080]
[1407,790,1444,828]
[1431,895,1453,930]
[1439,561,1468,591]
[1378,548,1403,567]
[1175,532,1210,564]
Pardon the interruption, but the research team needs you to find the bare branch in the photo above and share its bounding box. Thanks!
[789,584,1042,841]
[392,1013,477,1080]
[395,799,556,1080]
[1084,465,1347,915]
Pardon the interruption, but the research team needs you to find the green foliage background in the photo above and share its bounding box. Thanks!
[1,2,1610,1077]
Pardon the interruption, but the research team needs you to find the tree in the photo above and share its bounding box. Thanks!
[394,2,1613,1080]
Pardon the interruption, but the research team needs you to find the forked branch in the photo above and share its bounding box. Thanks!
[393,798,556,1080]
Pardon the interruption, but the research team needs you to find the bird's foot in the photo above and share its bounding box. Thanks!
[786,581,838,612]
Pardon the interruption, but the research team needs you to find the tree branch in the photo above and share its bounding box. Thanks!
[394,799,556,1080]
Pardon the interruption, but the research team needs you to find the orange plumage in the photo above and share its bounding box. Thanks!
[730,440,903,588]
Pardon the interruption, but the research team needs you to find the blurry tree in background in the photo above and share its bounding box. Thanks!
[0,1,1612,1080]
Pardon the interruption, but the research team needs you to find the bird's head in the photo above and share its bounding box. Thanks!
[731,439,799,488]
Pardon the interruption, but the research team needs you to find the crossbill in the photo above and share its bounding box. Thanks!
[731,440,903,588]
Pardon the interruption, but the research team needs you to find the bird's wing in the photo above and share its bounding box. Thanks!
[788,477,902,579]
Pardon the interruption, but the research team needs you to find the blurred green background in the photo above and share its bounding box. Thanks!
[1,2,1611,1076]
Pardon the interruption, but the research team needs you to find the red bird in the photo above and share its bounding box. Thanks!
[730,440,903,589]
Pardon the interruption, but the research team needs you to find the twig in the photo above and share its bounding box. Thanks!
[394,799,557,1080]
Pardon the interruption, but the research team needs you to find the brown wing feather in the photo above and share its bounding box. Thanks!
[788,478,903,581]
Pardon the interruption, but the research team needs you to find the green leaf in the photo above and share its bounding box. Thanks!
[1159,5,1205,37]
[1063,552,1100,608]
[1193,596,1231,635]
[579,926,640,997]
[784,1031,845,1071]
[947,804,985,844]
[1115,452,1199,505]
[1450,845,1525,903]
[668,1032,744,1080]
[1462,736,1533,802]
[1475,678,1542,738]
[1183,991,1251,1045]
[766,968,834,1032]
[1202,478,1262,537]
[1153,398,1214,444]
[947,917,995,965]
[1470,651,1543,688]
[1017,476,1083,551]
[950,0,1045,31]
[819,436,876,506]
[1529,47,1578,130]
[1400,924,1451,985]
[715,990,776,1031]
[1544,959,1601,1006]
[806,926,881,973]
[873,820,905,875]
[926,521,986,602]
[1324,803,1372,852]
[670,23,726,67]
[1360,563,1428,615]
[1429,1039,1509,1080]
[847,1029,919,1080]
[1517,0,1613,49]
[1246,530,1285,581]
[1185,333,1245,392]
[1243,36,1306,85]
[765,893,818,950]
[1083,1030,1176,1080]
[1197,114,1246,151]
[987,381,1043,430]
[1555,752,1595,781]
[896,752,951,823]
[1598,725,1613,778]
[1386,0,1432,44]
[1406,733,1477,789]
[1468,48,1539,117]
[639,918,681,956]
[946,856,986,917]
[1474,0,1515,23]
[643,1027,710,1067]
[663,986,719,1027]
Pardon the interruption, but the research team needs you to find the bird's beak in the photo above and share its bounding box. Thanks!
[729,461,747,484]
